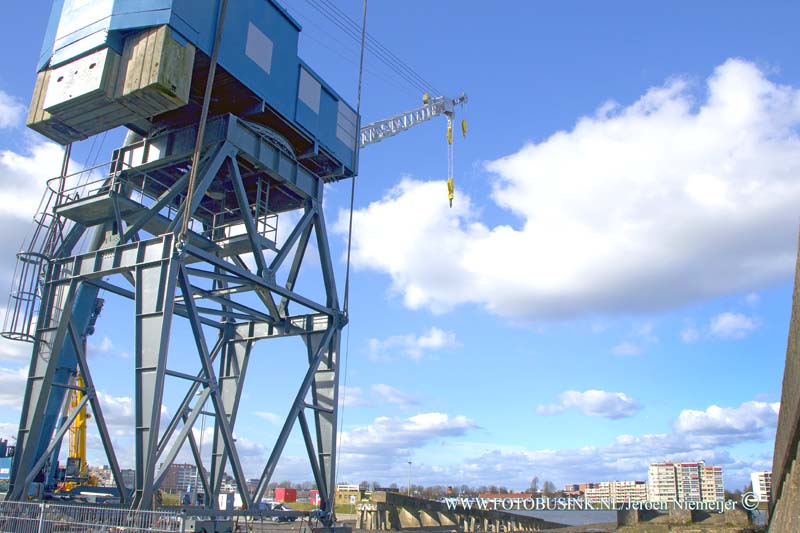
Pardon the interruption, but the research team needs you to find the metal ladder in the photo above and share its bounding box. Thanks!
[2,187,69,343]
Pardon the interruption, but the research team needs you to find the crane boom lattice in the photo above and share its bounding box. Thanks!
[360,94,467,148]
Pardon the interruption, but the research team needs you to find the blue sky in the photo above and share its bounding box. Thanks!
[1,0,799,493]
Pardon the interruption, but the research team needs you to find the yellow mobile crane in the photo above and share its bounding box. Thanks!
[67,374,89,484]
[56,373,95,492]
[55,298,104,493]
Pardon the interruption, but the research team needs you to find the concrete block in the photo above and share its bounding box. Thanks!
[617,508,640,525]
[666,505,692,525]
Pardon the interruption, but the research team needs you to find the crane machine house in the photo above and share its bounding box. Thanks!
[29,0,359,180]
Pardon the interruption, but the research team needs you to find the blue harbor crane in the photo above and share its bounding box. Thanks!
[1,0,466,522]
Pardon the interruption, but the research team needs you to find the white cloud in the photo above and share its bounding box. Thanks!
[0,90,25,129]
[340,385,366,408]
[371,384,419,408]
[336,411,476,486]
[254,411,281,425]
[95,392,134,436]
[745,292,760,306]
[448,437,751,492]
[341,412,476,457]
[681,326,700,343]
[709,312,759,339]
[89,336,113,354]
[92,391,170,438]
[0,136,76,294]
[612,322,658,355]
[0,138,66,220]
[0,366,27,407]
[537,390,641,419]
[0,422,17,441]
[0,330,29,362]
[353,398,776,490]
[675,400,780,436]
[612,342,642,356]
[367,327,457,361]
[339,59,800,320]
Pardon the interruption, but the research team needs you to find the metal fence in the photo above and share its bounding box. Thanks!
[0,501,182,533]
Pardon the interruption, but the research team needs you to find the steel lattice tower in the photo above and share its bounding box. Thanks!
[5,115,348,517]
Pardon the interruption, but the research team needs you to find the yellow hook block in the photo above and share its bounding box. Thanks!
[447,177,454,208]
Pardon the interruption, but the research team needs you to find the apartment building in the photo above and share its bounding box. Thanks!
[701,465,724,502]
[648,461,724,502]
[584,481,647,503]
[751,471,772,502]
[648,463,678,502]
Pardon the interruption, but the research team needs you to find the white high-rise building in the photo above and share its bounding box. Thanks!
[701,465,724,502]
[647,462,724,502]
[648,463,677,502]
[751,471,772,502]
[584,481,647,503]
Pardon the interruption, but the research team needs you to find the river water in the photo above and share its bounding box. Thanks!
[514,509,616,526]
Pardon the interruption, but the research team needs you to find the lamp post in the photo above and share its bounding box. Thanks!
[407,461,412,497]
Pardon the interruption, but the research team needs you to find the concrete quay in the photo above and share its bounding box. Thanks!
[616,504,759,532]
[355,492,565,531]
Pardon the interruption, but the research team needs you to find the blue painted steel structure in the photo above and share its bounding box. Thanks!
[38,0,358,178]
[7,0,362,517]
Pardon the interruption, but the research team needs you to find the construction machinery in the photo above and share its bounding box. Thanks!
[2,0,466,522]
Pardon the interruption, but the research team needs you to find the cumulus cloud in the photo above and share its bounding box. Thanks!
[346,399,776,490]
[367,327,457,361]
[0,330,29,362]
[0,137,75,295]
[611,342,642,356]
[89,336,113,354]
[92,391,171,438]
[0,139,66,220]
[537,390,642,419]
[340,385,366,408]
[449,437,750,492]
[0,366,27,407]
[254,411,282,425]
[675,400,779,437]
[681,326,700,343]
[0,90,25,129]
[341,412,475,457]
[336,411,475,482]
[338,59,800,320]
[708,312,759,339]
[371,384,419,408]
[612,323,658,356]
[0,422,17,441]
[95,392,134,436]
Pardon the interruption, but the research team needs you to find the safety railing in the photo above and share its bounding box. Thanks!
[46,159,279,245]
[2,160,113,342]
[0,501,183,533]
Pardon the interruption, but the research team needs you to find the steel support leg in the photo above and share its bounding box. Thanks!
[209,321,253,502]
[10,279,82,499]
[306,328,342,516]
[133,237,180,508]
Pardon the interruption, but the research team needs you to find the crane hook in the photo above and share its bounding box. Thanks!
[447,177,454,208]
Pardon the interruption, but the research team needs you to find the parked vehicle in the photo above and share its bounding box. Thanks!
[270,502,297,522]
